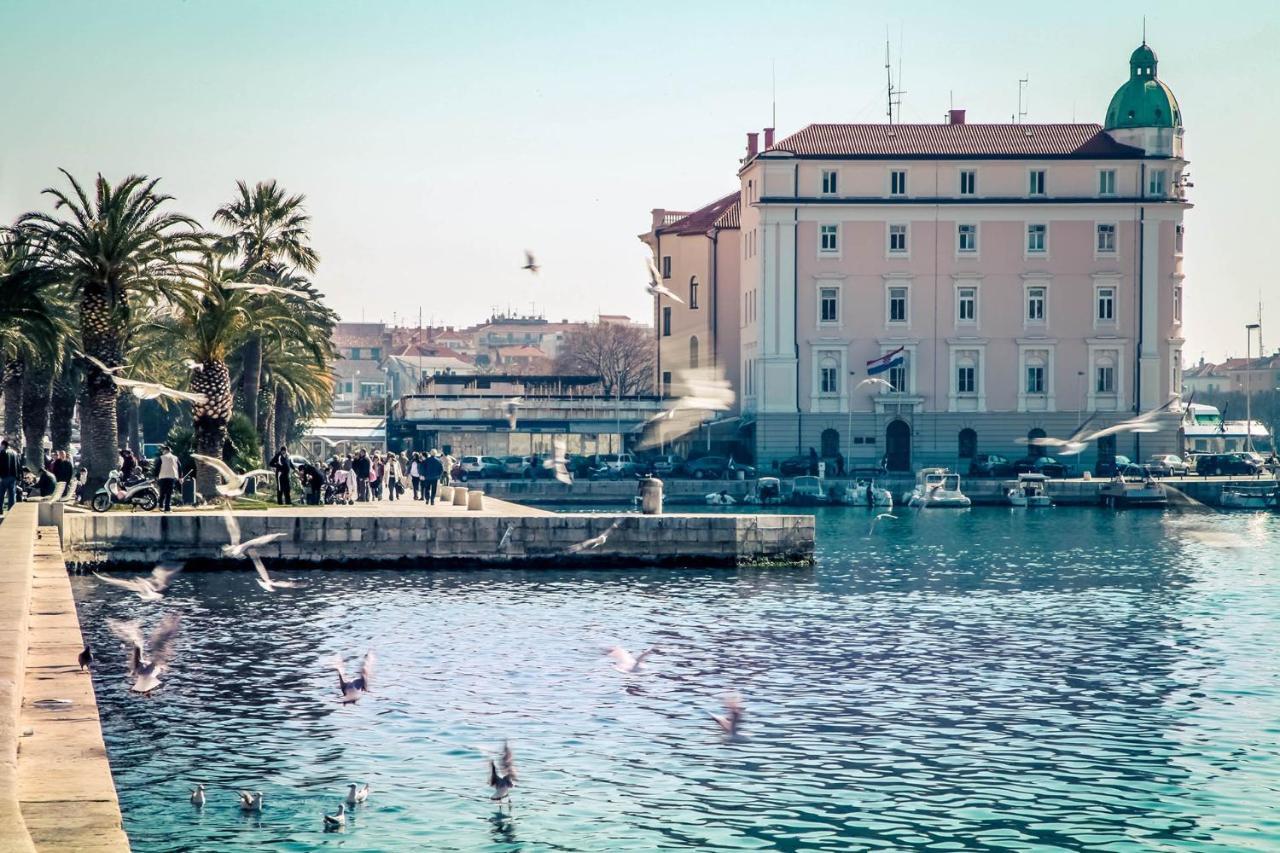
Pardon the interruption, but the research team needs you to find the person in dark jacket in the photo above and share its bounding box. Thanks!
[421,452,444,505]
[298,459,324,506]
[808,446,819,476]
[120,449,139,483]
[351,449,372,502]
[270,445,294,505]
[0,439,21,514]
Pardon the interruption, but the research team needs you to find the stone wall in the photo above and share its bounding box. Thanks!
[0,506,39,852]
[59,510,815,568]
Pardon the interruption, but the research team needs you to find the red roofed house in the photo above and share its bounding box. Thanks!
[645,41,1190,473]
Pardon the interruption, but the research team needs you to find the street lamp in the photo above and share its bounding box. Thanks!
[1246,323,1261,453]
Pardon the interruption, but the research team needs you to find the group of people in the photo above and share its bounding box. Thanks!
[305,448,461,506]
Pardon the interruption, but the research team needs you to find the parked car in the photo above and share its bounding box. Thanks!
[1145,454,1189,477]
[683,456,756,480]
[969,453,1015,478]
[777,456,812,477]
[1196,452,1264,476]
[1014,456,1069,478]
[500,455,533,478]
[1094,454,1133,478]
[648,454,685,476]
[459,455,504,479]
[600,453,637,477]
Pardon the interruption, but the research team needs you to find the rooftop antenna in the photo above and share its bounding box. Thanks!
[1142,15,1147,45]
[1017,76,1029,123]
[771,58,777,128]
[884,29,905,123]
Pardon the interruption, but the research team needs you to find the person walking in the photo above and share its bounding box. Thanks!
[352,449,372,502]
[441,451,456,484]
[270,445,294,506]
[0,439,20,515]
[409,452,422,499]
[156,445,180,512]
[385,452,402,501]
[299,458,324,506]
[421,451,444,505]
[808,446,819,477]
[51,451,74,502]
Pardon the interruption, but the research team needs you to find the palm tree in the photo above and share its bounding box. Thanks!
[0,226,64,464]
[159,253,314,497]
[213,181,319,434]
[19,172,201,492]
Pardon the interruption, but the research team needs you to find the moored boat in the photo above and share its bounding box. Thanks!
[1098,475,1168,508]
[1219,483,1278,510]
[829,480,894,508]
[904,468,971,508]
[1005,473,1053,507]
[789,476,828,506]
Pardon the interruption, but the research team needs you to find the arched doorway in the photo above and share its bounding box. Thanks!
[689,336,700,370]
[1027,427,1047,458]
[958,428,977,460]
[820,428,840,458]
[885,420,911,471]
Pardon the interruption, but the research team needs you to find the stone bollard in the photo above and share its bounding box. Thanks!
[439,485,454,503]
[452,486,469,506]
[640,476,663,515]
[467,490,484,511]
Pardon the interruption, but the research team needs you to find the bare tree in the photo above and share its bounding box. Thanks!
[554,322,655,396]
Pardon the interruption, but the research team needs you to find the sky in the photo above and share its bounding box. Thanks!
[1,0,1277,362]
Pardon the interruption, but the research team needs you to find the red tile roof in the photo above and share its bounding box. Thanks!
[659,192,740,235]
[713,199,741,229]
[765,123,1144,159]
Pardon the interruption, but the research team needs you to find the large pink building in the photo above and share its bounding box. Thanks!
[650,42,1189,472]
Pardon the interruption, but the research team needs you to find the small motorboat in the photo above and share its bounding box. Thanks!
[1098,475,1168,508]
[829,480,893,508]
[789,476,828,506]
[1005,473,1053,508]
[1219,484,1278,510]
[741,476,781,505]
[904,468,971,508]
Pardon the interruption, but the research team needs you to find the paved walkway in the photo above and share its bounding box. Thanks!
[62,490,550,519]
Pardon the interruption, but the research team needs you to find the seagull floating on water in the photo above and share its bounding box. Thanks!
[607,646,659,673]
[346,783,370,805]
[107,613,181,693]
[331,651,375,703]
[488,740,517,802]
[710,693,745,739]
[323,803,346,830]
[238,791,263,812]
[190,784,205,807]
[93,562,184,602]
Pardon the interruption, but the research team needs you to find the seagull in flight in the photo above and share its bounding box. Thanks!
[331,651,376,704]
[488,740,517,802]
[567,519,622,553]
[223,281,308,298]
[710,693,745,739]
[82,354,208,405]
[521,250,540,275]
[222,532,286,560]
[867,512,897,535]
[499,397,523,430]
[855,377,895,393]
[247,551,303,592]
[93,562,184,602]
[543,435,572,485]
[181,359,204,372]
[498,523,515,552]
[192,453,273,498]
[606,646,659,673]
[107,613,181,694]
[645,258,685,304]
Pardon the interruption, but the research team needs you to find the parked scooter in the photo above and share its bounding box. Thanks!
[91,469,160,513]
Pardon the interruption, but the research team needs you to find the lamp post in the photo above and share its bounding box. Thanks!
[847,370,857,472]
[1246,323,1261,453]
[350,370,361,414]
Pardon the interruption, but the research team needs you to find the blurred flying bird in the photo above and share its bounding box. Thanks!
[192,454,274,498]
[498,524,514,551]
[82,354,208,405]
[867,512,897,535]
[488,741,517,801]
[223,281,308,298]
[606,646,659,673]
[522,250,540,275]
[710,693,745,738]
[499,397,523,430]
[331,650,375,703]
[222,532,286,560]
[645,258,684,304]
[567,519,622,553]
[543,435,572,485]
[92,562,184,602]
[855,377,895,393]
[181,359,204,372]
[107,613,181,693]
[248,551,303,592]
[635,368,734,450]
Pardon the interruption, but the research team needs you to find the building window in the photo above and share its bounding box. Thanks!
[1026,363,1046,394]
[1096,223,1116,254]
[957,286,977,324]
[1097,286,1116,322]
[1027,223,1047,254]
[888,286,908,324]
[957,223,977,253]
[819,353,840,395]
[689,336,699,369]
[661,256,671,278]
[819,224,839,253]
[1148,169,1167,197]
[958,428,977,459]
[959,170,976,195]
[1173,285,1182,323]
[957,364,976,394]
[889,354,909,393]
[689,277,699,309]
[1028,169,1046,196]
[1099,169,1116,196]
[662,306,671,336]
[1096,363,1115,393]
[821,428,840,457]
[819,286,839,323]
[890,170,907,196]
[1175,223,1185,254]
[1026,286,1046,323]
[821,169,838,194]
[888,224,908,254]
[662,371,672,393]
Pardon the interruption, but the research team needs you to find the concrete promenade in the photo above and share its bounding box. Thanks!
[0,506,129,852]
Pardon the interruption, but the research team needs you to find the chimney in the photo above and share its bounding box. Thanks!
[746,132,759,159]
[947,109,966,125]
[763,127,775,148]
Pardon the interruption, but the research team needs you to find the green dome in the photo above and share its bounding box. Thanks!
[1105,43,1182,130]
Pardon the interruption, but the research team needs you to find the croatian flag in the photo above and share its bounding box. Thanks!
[866,346,905,376]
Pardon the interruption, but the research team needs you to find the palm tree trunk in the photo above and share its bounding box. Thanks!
[81,289,123,495]
[21,359,53,470]
[49,362,79,453]
[238,336,263,428]
[275,392,292,450]
[191,360,233,498]
[116,392,141,456]
[3,356,25,446]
